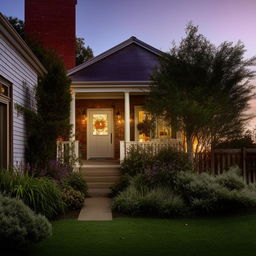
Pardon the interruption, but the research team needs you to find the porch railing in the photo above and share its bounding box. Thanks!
[120,139,183,161]
[56,140,79,165]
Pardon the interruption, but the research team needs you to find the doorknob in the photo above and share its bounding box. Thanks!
[110,133,112,144]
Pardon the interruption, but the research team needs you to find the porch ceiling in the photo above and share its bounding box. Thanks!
[75,92,146,99]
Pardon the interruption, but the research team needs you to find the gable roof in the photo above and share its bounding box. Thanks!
[0,13,46,76]
[68,36,163,78]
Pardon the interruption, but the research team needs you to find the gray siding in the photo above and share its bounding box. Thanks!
[0,34,38,165]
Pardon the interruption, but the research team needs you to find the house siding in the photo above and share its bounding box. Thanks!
[0,34,38,165]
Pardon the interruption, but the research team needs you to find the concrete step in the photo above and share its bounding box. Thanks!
[87,182,116,189]
[85,176,120,182]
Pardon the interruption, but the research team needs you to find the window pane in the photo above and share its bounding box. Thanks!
[93,114,108,135]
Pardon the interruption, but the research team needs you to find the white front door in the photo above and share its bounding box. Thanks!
[87,109,114,159]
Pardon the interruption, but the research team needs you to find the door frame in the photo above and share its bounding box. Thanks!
[0,76,12,169]
[87,108,114,159]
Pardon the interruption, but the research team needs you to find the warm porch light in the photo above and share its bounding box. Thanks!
[81,109,87,124]
[116,110,122,124]
[0,84,4,94]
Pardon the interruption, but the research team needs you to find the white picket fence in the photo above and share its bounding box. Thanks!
[120,139,183,161]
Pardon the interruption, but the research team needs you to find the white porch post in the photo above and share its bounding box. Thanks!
[70,88,76,139]
[124,92,130,142]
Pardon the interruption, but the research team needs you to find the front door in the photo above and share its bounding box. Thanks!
[87,109,114,159]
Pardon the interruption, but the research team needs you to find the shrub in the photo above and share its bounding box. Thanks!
[62,172,88,196]
[110,174,131,197]
[0,169,64,219]
[0,194,52,248]
[112,183,187,217]
[176,168,256,215]
[40,160,72,180]
[121,145,153,176]
[62,186,85,210]
[215,166,245,191]
[156,147,192,172]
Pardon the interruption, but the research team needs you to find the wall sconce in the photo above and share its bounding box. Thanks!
[81,109,87,125]
[0,84,5,95]
[116,110,122,124]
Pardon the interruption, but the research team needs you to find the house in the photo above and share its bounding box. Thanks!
[68,36,183,161]
[0,14,46,169]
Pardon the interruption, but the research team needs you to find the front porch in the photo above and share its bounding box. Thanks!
[66,89,183,162]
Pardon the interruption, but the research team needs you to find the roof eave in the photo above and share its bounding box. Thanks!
[0,13,47,76]
[67,36,163,76]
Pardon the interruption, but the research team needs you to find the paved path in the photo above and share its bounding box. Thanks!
[78,197,112,221]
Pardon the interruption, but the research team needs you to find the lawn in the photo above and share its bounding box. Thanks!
[24,214,256,256]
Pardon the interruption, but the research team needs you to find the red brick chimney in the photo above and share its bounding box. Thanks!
[25,0,77,70]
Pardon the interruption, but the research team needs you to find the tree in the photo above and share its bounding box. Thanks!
[76,37,94,65]
[6,16,94,66]
[6,16,24,39]
[146,24,256,162]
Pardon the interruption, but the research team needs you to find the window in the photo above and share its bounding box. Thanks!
[0,77,11,169]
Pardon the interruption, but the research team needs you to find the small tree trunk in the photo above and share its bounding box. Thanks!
[186,135,194,164]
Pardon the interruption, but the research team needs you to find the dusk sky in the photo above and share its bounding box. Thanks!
[1,0,256,127]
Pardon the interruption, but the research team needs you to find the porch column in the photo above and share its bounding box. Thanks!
[124,92,130,142]
[70,88,76,139]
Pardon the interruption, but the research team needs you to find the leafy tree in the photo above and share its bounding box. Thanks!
[76,37,94,65]
[6,16,93,66]
[6,16,24,38]
[146,24,256,162]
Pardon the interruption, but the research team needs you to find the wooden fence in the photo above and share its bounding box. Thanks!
[195,148,256,183]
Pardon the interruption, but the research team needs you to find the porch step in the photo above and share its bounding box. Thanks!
[85,176,120,182]
[87,182,117,189]
[80,166,121,190]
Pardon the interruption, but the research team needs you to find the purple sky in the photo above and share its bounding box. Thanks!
[1,0,256,127]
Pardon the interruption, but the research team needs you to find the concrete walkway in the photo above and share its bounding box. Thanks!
[78,197,112,221]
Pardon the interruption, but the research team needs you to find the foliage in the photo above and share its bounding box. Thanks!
[0,169,64,219]
[62,186,85,210]
[121,145,154,176]
[0,194,52,248]
[112,184,186,217]
[176,167,256,214]
[110,174,131,197]
[6,16,25,38]
[146,23,256,161]
[114,146,191,195]
[16,40,71,169]
[76,37,94,65]
[215,129,256,148]
[40,160,72,180]
[62,172,88,196]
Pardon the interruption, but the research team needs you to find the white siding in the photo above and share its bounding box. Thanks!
[0,34,38,166]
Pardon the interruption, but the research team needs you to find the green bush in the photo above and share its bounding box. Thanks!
[121,145,154,176]
[0,194,52,248]
[0,169,64,219]
[62,186,85,210]
[215,166,245,191]
[176,168,256,214]
[112,183,187,217]
[62,172,88,196]
[110,174,131,197]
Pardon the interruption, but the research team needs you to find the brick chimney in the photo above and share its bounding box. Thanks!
[25,0,77,70]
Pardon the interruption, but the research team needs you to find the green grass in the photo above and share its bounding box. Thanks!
[24,215,256,256]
